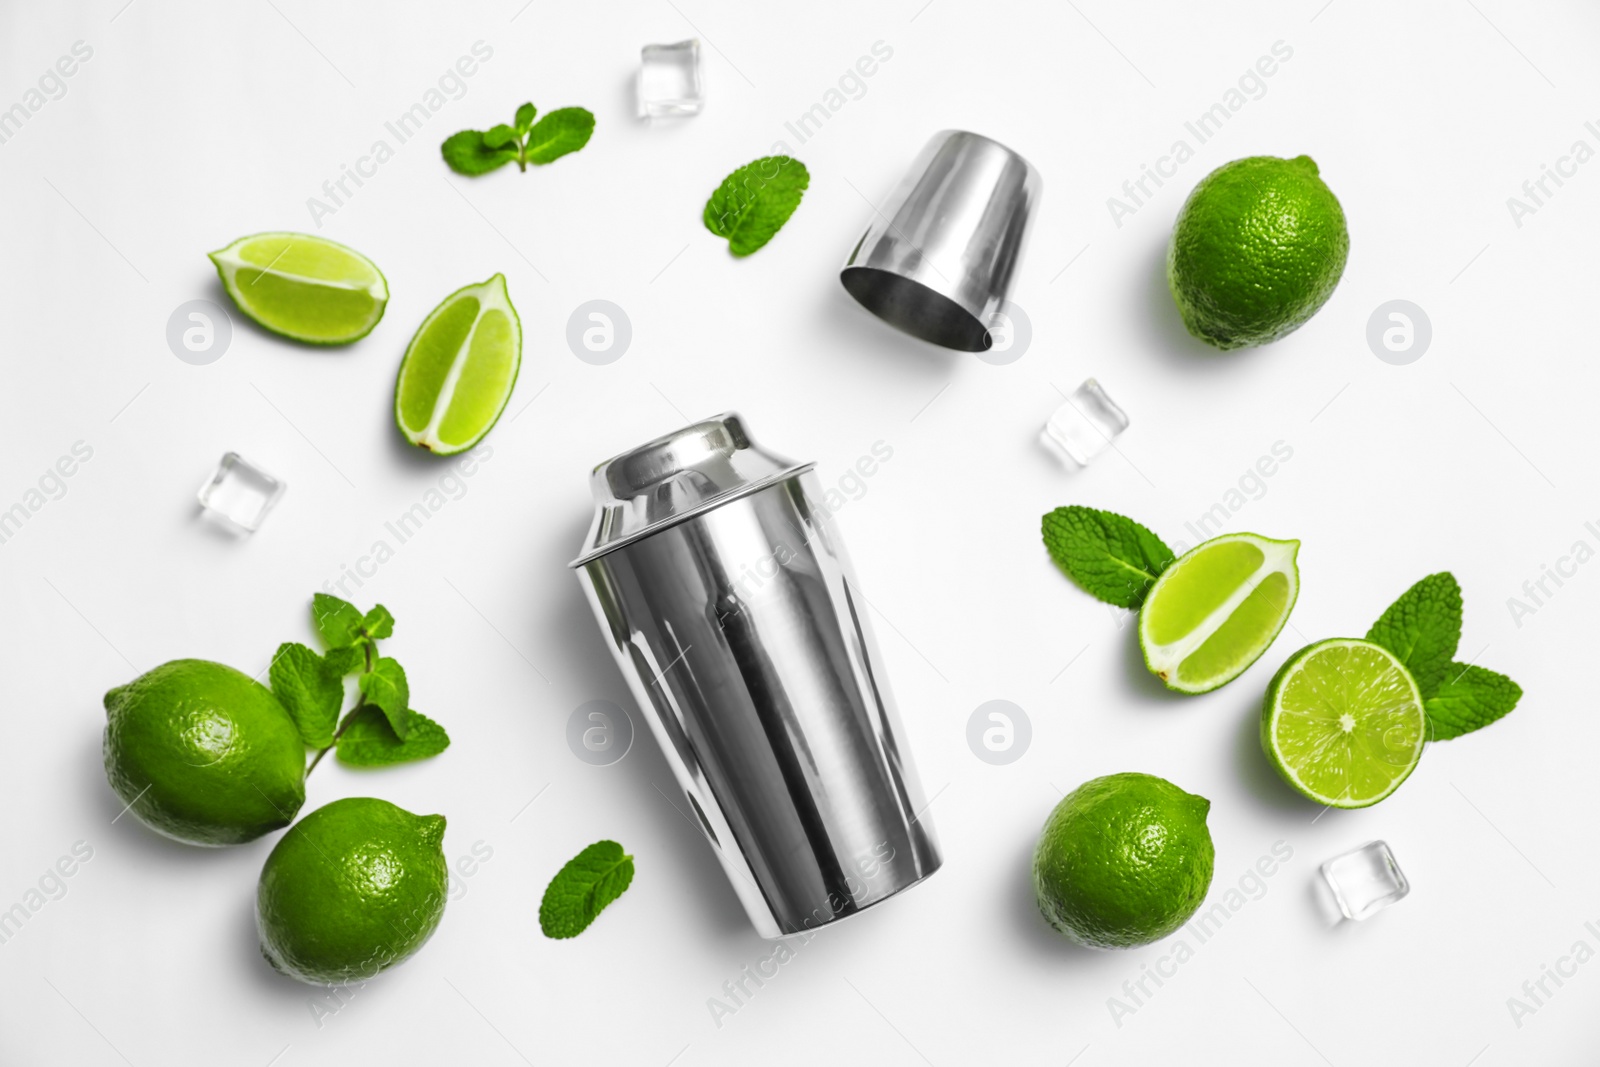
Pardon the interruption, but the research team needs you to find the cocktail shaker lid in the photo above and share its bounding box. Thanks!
[569,412,812,567]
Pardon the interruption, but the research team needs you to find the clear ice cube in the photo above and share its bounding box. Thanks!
[1043,379,1129,467]
[1320,840,1409,921]
[197,452,285,533]
[638,39,703,118]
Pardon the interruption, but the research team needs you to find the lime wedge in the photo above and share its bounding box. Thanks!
[394,274,521,455]
[1261,638,1426,808]
[208,232,387,345]
[1138,533,1299,693]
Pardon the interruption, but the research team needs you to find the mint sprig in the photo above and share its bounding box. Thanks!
[524,108,594,164]
[312,592,364,648]
[269,642,343,749]
[282,594,450,773]
[361,604,394,640]
[336,706,451,767]
[1041,506,1176,609]
[704,156,809,256]
[442,103,595,176]
[1366,572,1523,740]
[322,645,364,676]
[1364,572,1461,698]
[1424,663,1523,741]
[539,840,635,939]
[359,657,412,740]
[312,592,392,651]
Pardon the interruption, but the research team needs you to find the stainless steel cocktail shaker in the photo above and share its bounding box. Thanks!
[570,414,942,938]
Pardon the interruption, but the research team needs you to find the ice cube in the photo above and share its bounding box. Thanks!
[197,452,284,533]
[638,39,703,118]
[1043,379,1129,468]
[1320,840,1410,921]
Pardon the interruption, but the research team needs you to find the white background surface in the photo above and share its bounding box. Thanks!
[2,0,1597,1063]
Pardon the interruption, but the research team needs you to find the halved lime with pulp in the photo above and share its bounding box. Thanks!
[1261,638,1426,808]
[394,274,522,455]
[208,232,387,344]
[1138,533,1299,693]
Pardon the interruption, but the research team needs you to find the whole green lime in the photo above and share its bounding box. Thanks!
[1167,155,1349,350]
[103,659,306,846]
[257,797,448,985]
[1032,772,1215,948]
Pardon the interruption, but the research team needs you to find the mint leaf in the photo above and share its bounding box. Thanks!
[703,156,809,256]
[1041,506,1176,609]
[514,102,536,135]
[539,840,634,939]
[312,593,364,649]
[524,107,594,165]
[1425,663,1523,741]
[323,645,364,676]
[269,642,343,748]
[483,123,518,150]
[1365,572,1462,698]
[335,706,450,767]
[361,604,394,641]
[442,129,518,176]
[359,657,411,739]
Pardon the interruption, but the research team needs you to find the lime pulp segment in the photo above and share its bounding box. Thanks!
[394,275,521,455]
[208,232,388,345]
[1261,638,1426,808]
[1138,533,1299,693]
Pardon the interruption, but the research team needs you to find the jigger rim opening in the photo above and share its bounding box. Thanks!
[840,265,995,352]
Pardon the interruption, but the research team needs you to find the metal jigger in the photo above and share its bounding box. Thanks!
[841,130,1042,352]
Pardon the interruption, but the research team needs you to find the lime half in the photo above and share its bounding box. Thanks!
[1138,533,1299,694]
[394,274,521,455]
[1261,638,1425,808]
[209,232,387,345]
